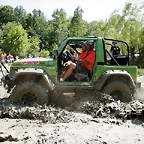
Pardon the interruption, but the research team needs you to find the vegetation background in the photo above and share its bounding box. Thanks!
[0,2,144,72]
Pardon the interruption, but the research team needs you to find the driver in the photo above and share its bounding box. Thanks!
[60,40,96,82]
[73,41,87,55]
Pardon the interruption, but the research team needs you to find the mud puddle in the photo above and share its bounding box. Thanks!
[0,94,144,123]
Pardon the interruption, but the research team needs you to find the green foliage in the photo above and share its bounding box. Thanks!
[40,50,50,58]
[1,22,18,38]
[14,6,27,25]
[69,7,87,36]
[0,49,4,54]
[0,1,143,67]
[49,8,69,45]
[138,69,144,75]
[0,29,3,42]
[1,25,28,57]
[52,43,58,51]
[27,36,40,55]
[0,5,15,27]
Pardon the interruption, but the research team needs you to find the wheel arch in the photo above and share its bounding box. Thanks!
[94,70,136,91]
[10,68,55,90]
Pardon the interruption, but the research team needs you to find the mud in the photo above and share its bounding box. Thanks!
[0,94,144,144]
[0,94,144,122]
[0,102,90,123]
[0,65,144,144]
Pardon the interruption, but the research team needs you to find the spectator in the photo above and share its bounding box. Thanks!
[39,54,43,58]
[33,54,37,58]
[28,54,32,58]
[15,56,19,61]
[110,41,120,55]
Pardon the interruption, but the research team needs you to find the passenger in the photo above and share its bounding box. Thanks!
[110,41,120,55]
[60,40,96,82]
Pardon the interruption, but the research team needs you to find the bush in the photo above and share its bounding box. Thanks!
[40,50,50,58]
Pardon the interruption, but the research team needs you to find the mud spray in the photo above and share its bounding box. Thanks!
[0,93,144,123]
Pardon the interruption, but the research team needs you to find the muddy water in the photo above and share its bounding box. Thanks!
[0,93,143,122]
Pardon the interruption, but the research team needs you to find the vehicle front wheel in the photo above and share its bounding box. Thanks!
[10,81,48,105]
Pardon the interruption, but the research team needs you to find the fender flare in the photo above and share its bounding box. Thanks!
[94,70,136,91]
[10,68,55,90]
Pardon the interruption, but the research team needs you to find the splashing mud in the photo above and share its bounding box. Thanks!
[0,93,143,123]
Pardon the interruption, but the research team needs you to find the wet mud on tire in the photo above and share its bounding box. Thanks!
[103,81,132,102]
[9,81,48,105]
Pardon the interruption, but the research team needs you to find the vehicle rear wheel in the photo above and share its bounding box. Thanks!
[10,81,48,105]
[102,81,132,102]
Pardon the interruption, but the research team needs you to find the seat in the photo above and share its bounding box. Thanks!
[74,70,93,82]
[74,73,89,81]
[110,55,128,65]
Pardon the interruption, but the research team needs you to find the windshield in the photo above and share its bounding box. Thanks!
[58,39,67,55]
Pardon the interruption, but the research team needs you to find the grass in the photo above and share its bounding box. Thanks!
[138,69,144,75]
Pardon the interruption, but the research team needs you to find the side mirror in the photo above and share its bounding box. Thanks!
[53,50,58,59]
[54,50,58,56]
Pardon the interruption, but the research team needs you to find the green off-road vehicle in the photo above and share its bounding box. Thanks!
[1,37,141,105]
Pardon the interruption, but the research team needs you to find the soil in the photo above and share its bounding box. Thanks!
[0,65,144,144]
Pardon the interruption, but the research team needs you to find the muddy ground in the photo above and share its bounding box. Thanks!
[0,65,144,144]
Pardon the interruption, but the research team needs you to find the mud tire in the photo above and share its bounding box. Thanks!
[10,81,48,105]
[102,81,132,102]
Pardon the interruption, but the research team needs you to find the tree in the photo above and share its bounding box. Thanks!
[14,6,27,26]
[0,29,3,51]
[1,22,18,38]
[69,6,87,36]
[1,25,29,57]
[86,21,98,36]
[27,36,40,55]
[31,9,49,51]
[40,50,50,58]
[32,9,47,33]
[48,8,69,46]
[0,22,18,53]
[0,5,15,27]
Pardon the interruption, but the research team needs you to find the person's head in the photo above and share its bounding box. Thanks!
[112,41,117,46]
[82,42,87,52]
[86,40,95,50]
